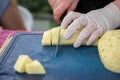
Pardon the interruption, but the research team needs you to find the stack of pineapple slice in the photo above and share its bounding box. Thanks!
[14,55,46,74]
[42,27,98,46]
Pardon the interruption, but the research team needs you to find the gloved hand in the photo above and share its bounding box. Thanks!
[61,3,120,48]
[48,0,79,24]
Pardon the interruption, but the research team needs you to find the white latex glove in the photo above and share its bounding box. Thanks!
[48,0,79,24]
[61,3,120,48]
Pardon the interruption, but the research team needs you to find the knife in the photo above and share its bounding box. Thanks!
[55,27,61,57]
[55,11,67,57]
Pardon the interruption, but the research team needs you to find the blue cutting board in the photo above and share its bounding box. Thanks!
[0,33,120,80]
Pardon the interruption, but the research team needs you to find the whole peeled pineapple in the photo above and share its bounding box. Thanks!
[98,30,120,73]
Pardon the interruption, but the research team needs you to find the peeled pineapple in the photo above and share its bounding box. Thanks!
[14,55,32,73]
[25,60,46,74]
[42,30,51,45]
[14,55,46,74]
[98,30,120,73]
[42,27,98,46]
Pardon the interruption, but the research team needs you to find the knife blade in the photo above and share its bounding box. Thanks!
[55,27,61,57]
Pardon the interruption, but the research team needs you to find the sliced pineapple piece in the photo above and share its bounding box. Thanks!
[51,27,80,45]
[42,30,51,45]
[98,30,120,73]
[25,60,46,74]
[14,55,32,73]
[42,27,98,46]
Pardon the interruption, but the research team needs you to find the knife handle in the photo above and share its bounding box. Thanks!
[60,11,67,22]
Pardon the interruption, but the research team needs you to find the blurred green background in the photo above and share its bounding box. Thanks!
[17,0,59,31]
[17,0,52,14]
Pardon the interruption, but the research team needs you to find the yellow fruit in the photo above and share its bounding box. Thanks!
[42,27,98,46]
[42,30,51,45]
[25,60,46,74]
[14,55,32,73]
[98,30,120,73]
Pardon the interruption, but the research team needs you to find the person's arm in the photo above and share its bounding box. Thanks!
[1,0,26,30]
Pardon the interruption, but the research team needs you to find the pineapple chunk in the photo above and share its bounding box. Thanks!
[42,30,51,45]
[14,55,32,73]
[25,60,46,74]
[42,27,98,46]
[98,30,120,73]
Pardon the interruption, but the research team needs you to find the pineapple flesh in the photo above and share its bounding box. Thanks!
[14,55,32,73]
[42,30,51,45]
[14,55,46,74]
[25,60,46,74]
[42,27,98,46]
[98,30,120,73]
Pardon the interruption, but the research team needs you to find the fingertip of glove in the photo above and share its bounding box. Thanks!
[73,41,82,48]
[60,23,66,29]
[86,41,92,46]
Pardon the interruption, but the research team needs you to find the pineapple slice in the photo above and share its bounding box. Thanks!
[14,55,32,73]
[98,30,120,73]
[51,27,80,45]
[25,60,46,74]
[42,27,98,46]
[42,30,51,45]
